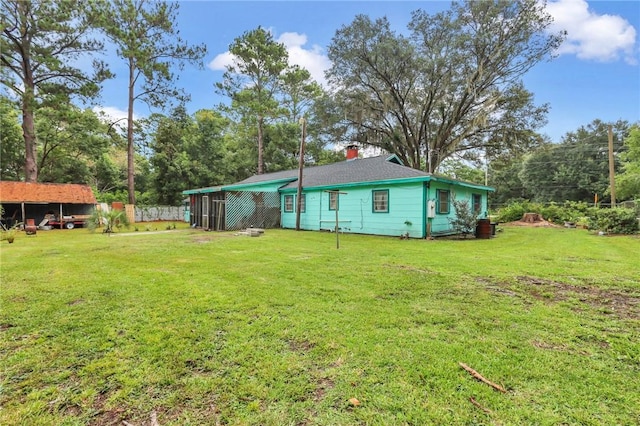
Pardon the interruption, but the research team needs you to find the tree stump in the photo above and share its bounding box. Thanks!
[522,213,543,223]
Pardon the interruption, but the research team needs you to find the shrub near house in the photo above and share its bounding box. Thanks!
[497,201,639,234]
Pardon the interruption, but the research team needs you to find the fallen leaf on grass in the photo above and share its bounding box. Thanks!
[348,397,361,406]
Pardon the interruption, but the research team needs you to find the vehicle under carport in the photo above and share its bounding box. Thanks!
[0,181,97,230]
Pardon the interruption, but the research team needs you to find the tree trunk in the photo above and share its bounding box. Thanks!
[126,57,136,205]
[522,213,543,223]
[22,101,38,182]
[257,115,264,174]
[15,1,38,183]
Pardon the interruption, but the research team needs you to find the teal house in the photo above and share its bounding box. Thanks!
[183,149,494,238]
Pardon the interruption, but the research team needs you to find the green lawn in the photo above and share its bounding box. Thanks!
[1,226,638,425]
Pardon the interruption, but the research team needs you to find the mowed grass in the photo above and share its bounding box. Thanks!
[1,226,638,425]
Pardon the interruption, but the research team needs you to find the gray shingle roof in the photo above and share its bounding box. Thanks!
[229,155,430,190]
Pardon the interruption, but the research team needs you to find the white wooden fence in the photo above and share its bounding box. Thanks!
[135,206,185,222]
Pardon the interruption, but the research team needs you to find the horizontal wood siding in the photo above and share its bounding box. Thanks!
[281,191,323,231]
[282,182,425,238]
[428,182,489,235]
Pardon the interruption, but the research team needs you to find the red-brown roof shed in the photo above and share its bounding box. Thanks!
[0,181,97,204]
[1,181,97,229]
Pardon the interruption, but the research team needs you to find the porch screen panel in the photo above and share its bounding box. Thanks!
[225,191,281,230]
[202,196,209,229]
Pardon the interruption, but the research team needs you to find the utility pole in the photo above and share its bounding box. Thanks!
[295,117,306,230]
[484,149,489,186]
[608,125,616,208]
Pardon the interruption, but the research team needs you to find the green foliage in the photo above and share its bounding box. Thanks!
[439,159,485,184]
[0,97,24,181]
[216,27,334,178]
[449,198,478,236]
[325,0,563,172]
[520,119,629,203]
[616,125,640,201]
[96,189,129,205]
[99,0,207,203]
[1,228,17,243]
[0,207,20,242]
[94,153,125,194]
[36,105,116,184]
[508,201,638,235]
[189,109,233,187]
[496,200,538,222]
[216,27,289,175]
[1,0,111,182]
[87,208,130,233]
[1,96,127,188]
[588,208,639,234]
[497,201,597,224]
[488,156,533,208]
[149,106,195,205]
[539,203,564,224]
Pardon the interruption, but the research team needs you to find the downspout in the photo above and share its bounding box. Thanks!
[422,181,428,239]
[318,191,323,229]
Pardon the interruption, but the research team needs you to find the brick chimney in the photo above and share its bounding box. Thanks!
[346,144,358,160]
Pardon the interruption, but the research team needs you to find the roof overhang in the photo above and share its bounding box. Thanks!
[221,177,297,191]
[280,175,495,193]
[182,186,223,195]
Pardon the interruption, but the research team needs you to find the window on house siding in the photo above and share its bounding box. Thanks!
[299,194,306,213]
[436,189,450,214]
[472,193,482,213]
[284,195,294,212]
[372,190,389,213]
[328,191,338,210]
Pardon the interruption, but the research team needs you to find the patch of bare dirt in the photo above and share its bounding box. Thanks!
[531,339,596,356]
[191,233,237,243]
[288,339,316,353]
[384,264,435,274]
[479,275,639,319]
[314,377,335,403]
[288,339,338,425]
[523,276,640,318]
[531,340,569,351]
[505,212,561,227]
[90,392,126,426]
[504,219,561,228]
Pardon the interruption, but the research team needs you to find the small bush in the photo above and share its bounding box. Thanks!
[588,208,639,234]
[88,209,130,234]
[497,201,597,225]
[496,201,538,222]
[449,199,478,237]
[540,203,563,223]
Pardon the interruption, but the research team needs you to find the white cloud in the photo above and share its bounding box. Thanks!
[208,31,330,86]
[208,51,235,71]
[277,32,331,86]
[546,0,638,64]
[92,106,135,128]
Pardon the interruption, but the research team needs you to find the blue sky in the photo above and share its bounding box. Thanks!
[97,0,640,143]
